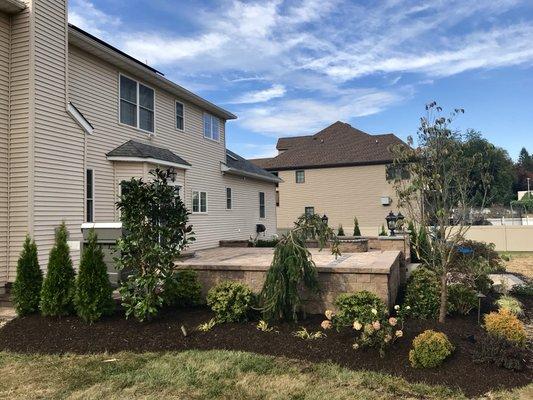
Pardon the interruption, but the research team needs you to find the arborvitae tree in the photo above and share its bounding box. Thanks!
[12,235,43,316]
[379,225,388,236]
[40,222,76,316]
[338,225,345,236]
[74,230,115,323]
[353,216,361,236]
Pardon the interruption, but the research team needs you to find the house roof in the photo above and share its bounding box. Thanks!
[68,24,237,121]
[106,140,191,169]
[0,0,26,14]
[222,150,282,183]
[250,121,405,171]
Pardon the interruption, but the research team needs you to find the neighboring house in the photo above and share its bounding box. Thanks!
[0,0,280,291]
[251,121,406,234]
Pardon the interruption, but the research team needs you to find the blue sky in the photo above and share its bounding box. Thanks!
[69,0,533,160]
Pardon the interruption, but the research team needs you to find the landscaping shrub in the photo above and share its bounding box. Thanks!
[337,225,345,236]
[254,238,280,248]
[163,269,202,307]
[378,225,387,236]
[207,281,255,323]
[495,295,523,316]
[452,240,504,274]
[511,282,533,296]
[409,330,454,368]
[447,283,477,315]
[353,217,361,236]
[484,309,526,347]
[40,223,76,316]
[472,334,526,371]
[74,230,115,323]
[404,267,440,319]
[12,235,43,316]
[333,291,387,328]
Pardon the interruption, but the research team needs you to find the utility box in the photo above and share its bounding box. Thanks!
[81,223,123,286]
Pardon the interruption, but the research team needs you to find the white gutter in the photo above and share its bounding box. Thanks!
[107,156,191,170]
[221,163,282,184]
[81,222,122,229]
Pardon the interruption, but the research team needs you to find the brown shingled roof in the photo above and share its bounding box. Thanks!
[249,121,405,171]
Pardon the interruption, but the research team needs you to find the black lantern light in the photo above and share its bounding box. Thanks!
[385,211,398,236]
[396,212,405,231]
[321,214,329,226]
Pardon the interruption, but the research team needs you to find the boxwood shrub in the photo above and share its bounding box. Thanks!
[409,330,454,368]
[207,281,255,323]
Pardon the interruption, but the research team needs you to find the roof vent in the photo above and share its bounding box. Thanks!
[320,139,324,143]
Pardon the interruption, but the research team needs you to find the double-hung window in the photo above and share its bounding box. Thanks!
[120,74,155,133]
[259,192,265,218]
[305,206,314,217]
[226,188,232,210]
[203,113,220,141]
[86,169,94,222]
[295,170,305,183]
[176,101,184,131]
[192,191,208,213]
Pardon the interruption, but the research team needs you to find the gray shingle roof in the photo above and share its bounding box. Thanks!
[225,150,281,183]
[250,121,405,171]
[106,140,191,167]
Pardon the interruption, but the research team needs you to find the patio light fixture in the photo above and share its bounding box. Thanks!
[385,211,404,236]
[476,292,486,325]
[321,214,329,226]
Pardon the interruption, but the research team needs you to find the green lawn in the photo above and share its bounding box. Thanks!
[0,350,531,399]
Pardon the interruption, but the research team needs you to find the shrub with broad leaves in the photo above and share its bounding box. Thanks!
[207,281,255,323]
[404,267,440,319]
[472,334,526,371]
[333,291,387,329]
[409,330,454,368]
[484,309,526,347]
[163,269,202,307]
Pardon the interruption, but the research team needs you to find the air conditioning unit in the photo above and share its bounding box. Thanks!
[380,196,391,206]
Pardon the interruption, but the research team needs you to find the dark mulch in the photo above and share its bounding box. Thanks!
[0,298,531,398]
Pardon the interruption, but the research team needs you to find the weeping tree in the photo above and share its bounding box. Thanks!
[115,168,195,321]
[390,102,491,323]
[260,213,340,322]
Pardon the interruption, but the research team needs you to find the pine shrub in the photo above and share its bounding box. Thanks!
[207,281,255,323]
[484,309,526,347]
[353,217,361,236]
[409,330,454,368]
[40,222,76,316]
[338,225,345,236]
[12,235,43,316]
[404,267,440,319]
[163,269,202,307]
[74,230,114,323]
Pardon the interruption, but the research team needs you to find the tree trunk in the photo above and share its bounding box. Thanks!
[438,272,448,323]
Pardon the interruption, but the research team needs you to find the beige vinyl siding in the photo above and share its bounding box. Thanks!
[276,165,396,231]
[0,12,9,284]
[7,5,30,281]
[68,46,274,250]
[31,0,84,271]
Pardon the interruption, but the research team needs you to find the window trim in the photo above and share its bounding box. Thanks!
[226,187,232,210]
[295,170,305,183]
[259,191,266,219]
[118,73,156,135]
[192,190,208,214]
[175,100,185,131]
[86,169,94,223]
[203,113,220,142]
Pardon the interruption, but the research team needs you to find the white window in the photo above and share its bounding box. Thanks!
[120,74,155,133]
[295,170,305,183]
[86,169,94,222]
[203,113,220,141]
[226,187,232,210]
[259,192,265,218]
[192,191,208,213]
[176,101,184,131]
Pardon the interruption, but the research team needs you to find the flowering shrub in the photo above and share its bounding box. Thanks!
[409,330,454,368]
[484,309,526,347]
[333,291,387,328]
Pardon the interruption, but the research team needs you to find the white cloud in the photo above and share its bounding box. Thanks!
[238,89,403,136]
[230,84,286,104]
[236,143,279,159]
[68,0,121,38]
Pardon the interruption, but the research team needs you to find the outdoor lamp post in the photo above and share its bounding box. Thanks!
[477,292,486,325]
[386,211,398,236]
[321,214,329,226]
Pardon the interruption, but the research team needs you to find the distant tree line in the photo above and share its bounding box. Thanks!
[461,131,532,207]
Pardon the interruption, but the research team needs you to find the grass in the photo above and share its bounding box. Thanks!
[0,350,531,399]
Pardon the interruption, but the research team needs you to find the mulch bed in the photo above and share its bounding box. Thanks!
[0,296,531,398]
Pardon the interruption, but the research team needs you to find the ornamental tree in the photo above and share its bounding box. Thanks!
[12,235,43,316]
[390,102,491,323]
[115,168,194,321]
